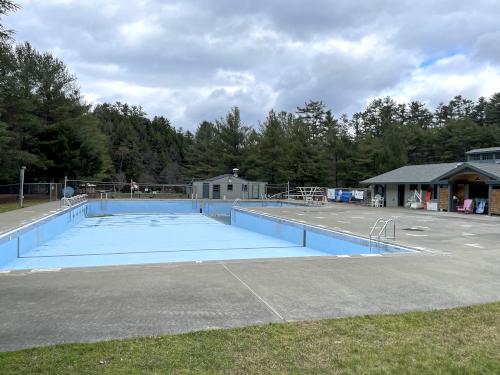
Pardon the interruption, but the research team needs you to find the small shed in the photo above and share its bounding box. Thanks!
[193,171,266,199]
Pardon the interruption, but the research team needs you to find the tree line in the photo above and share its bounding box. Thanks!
[1,1,500,187]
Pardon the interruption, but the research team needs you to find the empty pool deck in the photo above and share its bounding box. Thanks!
[249,202,500,254]
[1,201,500,351]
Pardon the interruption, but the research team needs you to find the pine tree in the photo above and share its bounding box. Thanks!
[296,100,328,139]
[216,107,248,173]
[256,110,289,183]
[185,121,220,179]
[485,93,500,127]
[0,0,18,43]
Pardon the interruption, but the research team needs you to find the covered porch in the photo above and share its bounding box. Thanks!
[436,164,499,216]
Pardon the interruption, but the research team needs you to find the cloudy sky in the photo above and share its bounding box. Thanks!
[6,0,500,130]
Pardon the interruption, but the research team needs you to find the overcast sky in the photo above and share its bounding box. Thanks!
[6,0,500,130]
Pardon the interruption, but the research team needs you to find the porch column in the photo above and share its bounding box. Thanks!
[488,185,492,216]
[447,182,453,212]
[384,184,387,207]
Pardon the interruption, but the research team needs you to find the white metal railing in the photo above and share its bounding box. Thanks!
[233,198,241,206]
[369,217,396,250]
[280,186,325,205]
[61,194,88,207]
[406,190,424,209]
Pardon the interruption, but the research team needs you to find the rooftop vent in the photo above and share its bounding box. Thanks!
[232,168,239,177]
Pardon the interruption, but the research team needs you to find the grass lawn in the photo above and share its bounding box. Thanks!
[0,199,48,213]
[0,303,499,374]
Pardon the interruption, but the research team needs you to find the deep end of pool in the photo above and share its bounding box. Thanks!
[0,200,413,270]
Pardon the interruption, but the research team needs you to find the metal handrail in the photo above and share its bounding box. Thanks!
[369,218,385,236]
[232,198,241,207]
[369,217,396,250]
[378,218,396,241]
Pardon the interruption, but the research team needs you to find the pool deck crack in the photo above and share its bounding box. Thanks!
[221,263,286,322]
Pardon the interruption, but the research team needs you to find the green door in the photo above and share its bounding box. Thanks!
[213,184,220,199]
[202,183,209,198]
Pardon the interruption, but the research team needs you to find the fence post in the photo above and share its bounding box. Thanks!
[18,166,26,208]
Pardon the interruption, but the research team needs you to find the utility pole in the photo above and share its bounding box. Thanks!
[64,176,67,197]
[19,166,26,208]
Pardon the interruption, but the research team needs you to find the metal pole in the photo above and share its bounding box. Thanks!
[63,176,67,198]
[19,166,26,208]
[287,181,290,200]
[130,179,133,199]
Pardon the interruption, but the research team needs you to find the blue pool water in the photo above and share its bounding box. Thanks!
[0,200,411,270]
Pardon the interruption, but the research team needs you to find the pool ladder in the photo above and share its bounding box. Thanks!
[369,217,396,251]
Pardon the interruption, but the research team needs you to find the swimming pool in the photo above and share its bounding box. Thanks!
[0,200,412,270]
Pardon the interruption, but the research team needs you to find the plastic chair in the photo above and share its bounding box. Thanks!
[457,199,473,214]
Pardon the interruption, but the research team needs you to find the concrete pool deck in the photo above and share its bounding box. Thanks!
[0,201,62,235]
[1,202,500,351]
[249,202,500,254]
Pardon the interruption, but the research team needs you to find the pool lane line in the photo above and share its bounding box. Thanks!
[221,263,285,322]
[18,245,306,258]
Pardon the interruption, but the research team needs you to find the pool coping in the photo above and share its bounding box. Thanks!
[0,249,428,275]
[0,201,87,246]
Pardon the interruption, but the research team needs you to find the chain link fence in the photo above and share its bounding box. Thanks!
[65,180,191,199]
[265,183,294,199]
[0,179,371,205]
[0,183,62,204]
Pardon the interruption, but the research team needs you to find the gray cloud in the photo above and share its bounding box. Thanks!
[5,0,500,130]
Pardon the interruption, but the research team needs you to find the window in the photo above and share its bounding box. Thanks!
[227,184,233,191]
[242,184,248,192]
[410,184,418,191]
[468,154,480,161]
[496,153,500,160]
[481,153,493,160]
[213,185,220,192]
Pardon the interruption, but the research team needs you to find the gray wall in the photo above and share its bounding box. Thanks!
[383,183,436,208]
[385,184,398,207]
[192,176,266,199]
